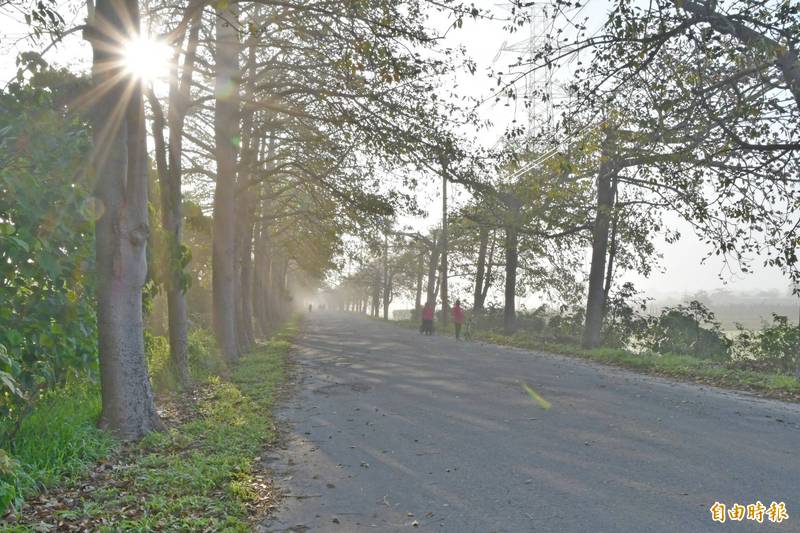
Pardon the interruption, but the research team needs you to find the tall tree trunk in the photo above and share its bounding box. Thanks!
[481,231,496,306]
[425,234,440,307]
[149,99,190,388]
[252,236,266,336]
[234,31,261,352]
[582,130,618,349]
[601,179,619,319]
[237,216,255,349]
[440,172,449,328]
[473,224,489,314]
[503,222,519,335]
[414,251,424,319]
[145,17,199,389]
[371,268,381,317]
[253,215,270,337]
[212,4,240,362]
[88,0,162,439]
[268,252,287,322]
[382,232,390,320]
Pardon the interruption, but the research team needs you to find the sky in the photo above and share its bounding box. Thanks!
[0,0,791,300]
[414,0,791,299]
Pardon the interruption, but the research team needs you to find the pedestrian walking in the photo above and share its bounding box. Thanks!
[421,301,434,335]
[452,300,465,340]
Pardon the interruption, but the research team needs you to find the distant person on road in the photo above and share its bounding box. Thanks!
[308,304,312,313]
[452,300,465,340]
[421,301,434,335]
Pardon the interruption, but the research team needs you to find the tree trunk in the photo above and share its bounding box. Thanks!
[582,130,618,349]
[425,233,440,307]
[268,253,286,322]
[253,217,270,337]
[414,251,424,319]
[382,233,391,320]
[440,172,449,328]
[473,224,489,314]
[88,0,162,439]
[602,179,619,319]
[212,4,240,362]
[145,16,199,389]
[237,216,255,350]
[481,231,496,306]
[503,223,518,335]
[149,99,190,389]
[255,216,268,335]
[382,277,392,320]
[371,268,381,318]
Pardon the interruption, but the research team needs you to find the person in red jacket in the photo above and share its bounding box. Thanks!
[452,300,465,340]
[421,301,434,335]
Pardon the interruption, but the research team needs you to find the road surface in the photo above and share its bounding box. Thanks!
[260,312,800,532]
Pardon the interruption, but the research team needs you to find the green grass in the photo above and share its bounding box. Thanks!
[0,377,115,513]
[392,318,800,400]
[1,320,297,530]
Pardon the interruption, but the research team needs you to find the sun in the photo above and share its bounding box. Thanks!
[123,36,172,82]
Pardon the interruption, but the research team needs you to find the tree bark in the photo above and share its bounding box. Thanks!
[382,232,391,320]
[253,209,271,336]
[440,171,449,328]
[236,213,255,350]
[88,0,162,439]
[503,222,519,335]
[582,129,618,349]
[481,231,496,306]
[473,224,489,314]
[601,179,619,320]
[414,251,424,319]
[212,3,240,362]
[425,232,440,307]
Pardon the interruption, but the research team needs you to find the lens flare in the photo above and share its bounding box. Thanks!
[123,36,171,81]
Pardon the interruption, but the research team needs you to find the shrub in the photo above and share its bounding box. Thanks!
[187,328,226,380]
[145,331,174,392]
[0,68,97,420]
[639,300,731,360]
[602,282,649,348]
[733,314,798,374]
[547,306,584,343]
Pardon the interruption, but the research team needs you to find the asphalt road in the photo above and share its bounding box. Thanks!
[260,312,800,533]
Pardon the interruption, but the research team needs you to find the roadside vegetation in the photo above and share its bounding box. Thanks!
[0,320,296,529]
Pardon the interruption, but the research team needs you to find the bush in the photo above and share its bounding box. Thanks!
[546,306,584,343]
[188,328,226,381]
[602,282,649,349]
[734,314,798,374]
[0,67,97,420]
[639,301,731,360]
[145,331,174,393]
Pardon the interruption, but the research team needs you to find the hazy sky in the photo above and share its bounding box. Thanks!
[419,1,790,298]
[0,0,790,298]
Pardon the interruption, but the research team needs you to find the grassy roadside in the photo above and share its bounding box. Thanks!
[391,318,800,402]
[1,320,298,531]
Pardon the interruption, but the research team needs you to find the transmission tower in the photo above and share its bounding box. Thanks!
[494,2,555,141]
